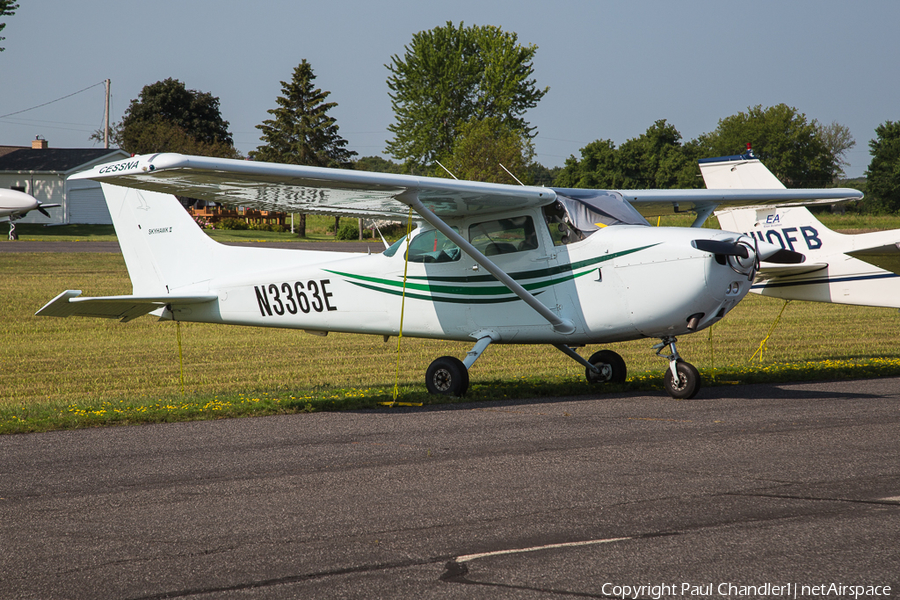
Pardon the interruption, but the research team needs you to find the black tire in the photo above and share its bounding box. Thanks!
[426,356,469,396]
[664,360,701,399]
[585,350,627,384]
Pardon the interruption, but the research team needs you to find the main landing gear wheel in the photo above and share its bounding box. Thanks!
[426,356,469,397]
[585,350,627,384]
[664,360,701,399]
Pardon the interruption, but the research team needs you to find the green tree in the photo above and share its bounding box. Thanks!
[386,21,547,171]
[525,163,559,188]
[616,120,701,188]
[440,116,535,184]
[99,120,240,158]
[251,60,356,237]
[0,0,18,52]
[698,104,837,187]
[111,78,236,157]
[818,121,856,179]
[554,121,700,190]
[251,60,356,168]
[554,139,620,189]
[354,156,405,174]
[865,121,900,213]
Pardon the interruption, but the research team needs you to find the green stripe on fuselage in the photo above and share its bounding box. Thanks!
[324,243,657,303]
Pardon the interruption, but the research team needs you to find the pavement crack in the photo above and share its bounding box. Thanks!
[124,555,451,600]
[725,491,900,507]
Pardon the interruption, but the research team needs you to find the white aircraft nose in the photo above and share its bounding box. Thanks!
[0,188,39,213]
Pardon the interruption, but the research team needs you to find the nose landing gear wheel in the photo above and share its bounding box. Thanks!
[664,360,700,399]
[585,350,627,384]
[426,356,469,396]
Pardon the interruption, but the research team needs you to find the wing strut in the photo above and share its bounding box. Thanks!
[400,192,576,335]
[691,204,718,228]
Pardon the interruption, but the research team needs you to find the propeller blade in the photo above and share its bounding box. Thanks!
[754,239,805,264]
[761,248,806,264]
[37,206,50,218]
[691,239,749,258]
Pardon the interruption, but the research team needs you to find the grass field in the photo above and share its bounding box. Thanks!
[4,215,900,433]
[4,249,900,434]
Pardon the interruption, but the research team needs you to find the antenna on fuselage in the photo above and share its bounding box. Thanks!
[374,222,390,250]
[434,160,459,180]
[499,164,525,186]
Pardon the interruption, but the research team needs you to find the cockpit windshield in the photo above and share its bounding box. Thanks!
[551,189,650,233]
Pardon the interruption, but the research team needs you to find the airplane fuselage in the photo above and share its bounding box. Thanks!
[159,217,752,346]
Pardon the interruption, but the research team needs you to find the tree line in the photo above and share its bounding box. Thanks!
[99,22,899,215]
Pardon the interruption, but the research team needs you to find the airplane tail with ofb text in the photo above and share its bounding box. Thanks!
[700,153,900,309]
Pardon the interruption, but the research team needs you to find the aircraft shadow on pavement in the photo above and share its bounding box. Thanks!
[359,378,887,415]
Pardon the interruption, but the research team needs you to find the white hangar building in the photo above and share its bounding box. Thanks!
[0,138,130,225]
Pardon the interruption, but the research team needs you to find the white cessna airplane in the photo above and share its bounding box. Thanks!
[36,154,860,398]
[701,152,900,309]
[1,188,60,240]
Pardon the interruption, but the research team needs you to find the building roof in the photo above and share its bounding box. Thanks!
[0,146,129,173]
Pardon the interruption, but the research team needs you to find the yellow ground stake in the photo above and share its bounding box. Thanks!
[750,300,791,363]
[176,320,185,397]
[391,208,415,402]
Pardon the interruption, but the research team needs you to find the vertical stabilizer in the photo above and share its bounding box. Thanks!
[698,154,841,256]
[698,153,786,190]
[715,205,842,257]
[101,183,220,296]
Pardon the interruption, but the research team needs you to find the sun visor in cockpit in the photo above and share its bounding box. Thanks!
[551,188,650,232]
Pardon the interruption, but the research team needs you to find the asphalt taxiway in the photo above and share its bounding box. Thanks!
[1,378,897,599]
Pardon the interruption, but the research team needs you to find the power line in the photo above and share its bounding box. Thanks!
[0,81,106,120]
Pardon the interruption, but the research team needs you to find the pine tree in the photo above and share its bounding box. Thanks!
[252,60,356,168]
[0,1,18,52]
[251,60,356,236]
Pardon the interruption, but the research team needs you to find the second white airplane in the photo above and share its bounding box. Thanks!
[701,152,900,309]
[0,188,60,240]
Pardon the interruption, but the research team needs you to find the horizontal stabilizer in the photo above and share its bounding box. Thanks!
[847,244,900,275]
[756,263,828,280]
[36,290,217,322]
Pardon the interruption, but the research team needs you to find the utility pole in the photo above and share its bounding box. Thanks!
[103,79,110,149]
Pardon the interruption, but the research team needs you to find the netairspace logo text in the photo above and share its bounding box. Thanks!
[600,582,892,599]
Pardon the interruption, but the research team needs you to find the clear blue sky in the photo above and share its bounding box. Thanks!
[1,0,897,178]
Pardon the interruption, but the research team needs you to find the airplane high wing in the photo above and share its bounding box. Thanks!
[40,153,842,400]
[68,153,863,225]
[68,153,554,220]
[621,187,863,226]
[702,152,900,309]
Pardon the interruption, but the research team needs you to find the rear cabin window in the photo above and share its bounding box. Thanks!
[469,216,538,256]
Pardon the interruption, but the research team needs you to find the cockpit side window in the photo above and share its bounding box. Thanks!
[543,202,584,246]
[469,216,538,256]
[400,227,462,263]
